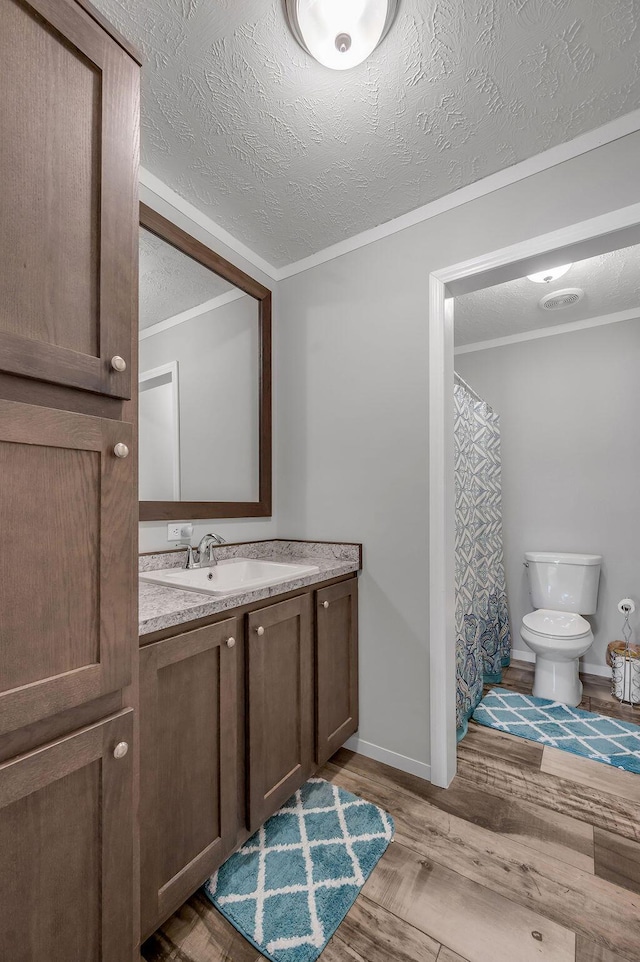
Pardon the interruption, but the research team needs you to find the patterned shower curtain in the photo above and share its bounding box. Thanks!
[454,380,511,741]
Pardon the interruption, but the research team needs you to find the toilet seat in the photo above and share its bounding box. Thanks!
[522,608,591,641]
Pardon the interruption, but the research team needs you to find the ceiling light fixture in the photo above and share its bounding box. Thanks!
[527,264,572,284]
[284,0,400,70]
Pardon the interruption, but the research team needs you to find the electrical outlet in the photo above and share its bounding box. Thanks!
[167,522,193,542]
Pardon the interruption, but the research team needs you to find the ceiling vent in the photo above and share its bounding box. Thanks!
[538,288,584,311]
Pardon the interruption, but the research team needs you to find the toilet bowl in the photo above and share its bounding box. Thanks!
[521,551,601,706]
[520,609,593,706]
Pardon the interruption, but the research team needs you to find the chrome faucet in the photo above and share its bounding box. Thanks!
[198,532,226,567]
[183,545,199,569]
[183,532,226,569]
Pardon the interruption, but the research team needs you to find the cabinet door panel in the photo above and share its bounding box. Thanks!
[140,619,238,938]
[247,595,313,832]
[0,710,133,962]
[0,399,134,734]
[0,0,137,398]
[316,580,359,766]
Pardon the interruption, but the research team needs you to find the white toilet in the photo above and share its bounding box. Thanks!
[521,551,602,706]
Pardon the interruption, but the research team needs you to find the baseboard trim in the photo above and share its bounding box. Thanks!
[511,648,611,680]
[343,734,432,782]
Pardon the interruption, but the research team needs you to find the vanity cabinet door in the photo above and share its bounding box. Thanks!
[139,618,239,938]
[0,399,134,735]
[0,0,138,399]
[315,579,359,766]
[247,595,314,832]
[0,709,134,962]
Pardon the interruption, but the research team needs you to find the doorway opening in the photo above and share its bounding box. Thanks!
[139,361,181,501]
[428,203,640,787]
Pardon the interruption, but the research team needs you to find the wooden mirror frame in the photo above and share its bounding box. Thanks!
[138,203,272,520]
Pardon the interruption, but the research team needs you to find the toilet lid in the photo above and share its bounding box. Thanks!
[522,609,591,639]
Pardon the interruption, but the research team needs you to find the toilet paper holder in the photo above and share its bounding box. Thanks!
[610,598,640,707]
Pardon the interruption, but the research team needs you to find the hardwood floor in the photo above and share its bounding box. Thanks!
[142,662,640,962]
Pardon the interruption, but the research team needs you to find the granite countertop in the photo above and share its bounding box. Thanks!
[139,540,361,636]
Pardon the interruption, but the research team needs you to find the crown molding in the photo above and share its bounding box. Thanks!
[454,307,640,355]
[436,204,640,294]
[139,288,248,341]
[139,168,280,280]
[278,109,640,279]
[141,108,640,284]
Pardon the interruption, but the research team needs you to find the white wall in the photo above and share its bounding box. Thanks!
[276,131,640,774]
[455,317,640,673]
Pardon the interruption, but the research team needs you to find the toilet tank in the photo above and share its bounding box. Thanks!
[525,551,602,614]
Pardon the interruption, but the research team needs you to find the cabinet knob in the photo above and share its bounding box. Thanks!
[256,626,265,636]
[322,601,330,609]
[113,442,129,459]
[110,355,127,373]
[113,741,129,759]
[227,636,236,648]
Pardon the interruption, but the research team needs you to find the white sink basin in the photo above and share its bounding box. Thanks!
[140,558,320,596]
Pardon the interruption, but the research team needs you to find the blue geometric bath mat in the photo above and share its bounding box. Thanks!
[203,778,394,962]
[473,687,640,774]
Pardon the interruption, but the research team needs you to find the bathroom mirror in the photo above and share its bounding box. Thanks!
[138,203,271,520]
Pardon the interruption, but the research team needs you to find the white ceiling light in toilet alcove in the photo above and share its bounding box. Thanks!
[284,0,399,69]
[527,264,572,284]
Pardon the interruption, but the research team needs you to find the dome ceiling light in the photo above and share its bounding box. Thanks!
[527,264,572,284]
[284,0,400,70]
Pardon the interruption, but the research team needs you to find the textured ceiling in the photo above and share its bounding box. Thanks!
[139,227,236,329]
[454,243,640,346]
[94,0,640,266]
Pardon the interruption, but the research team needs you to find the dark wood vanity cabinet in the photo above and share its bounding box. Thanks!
[247,594,314,832]
[315,579,359,766]
[0,1,140,959]
[139,619,239,939]
[139,576,358,937]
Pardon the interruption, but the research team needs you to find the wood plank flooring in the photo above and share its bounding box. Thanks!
[142,662,640,962]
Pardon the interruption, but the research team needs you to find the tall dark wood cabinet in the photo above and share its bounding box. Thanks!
[0,1,140,959]
[0,711,134,962]
[0,0,137,399]
[0,401,134,733]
